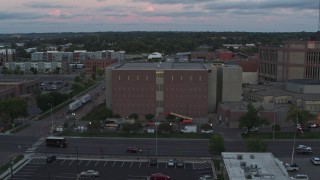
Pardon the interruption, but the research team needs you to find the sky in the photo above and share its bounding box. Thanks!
[0,0,319,33]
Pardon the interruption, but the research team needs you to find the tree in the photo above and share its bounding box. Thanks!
[200,123,212,130]
[128,113,139,120]
[145,114,154,121]
[209,134,225,155]
[238,102,269,130]
[122,122,142,133]
[158,122,172,133]
[246,138,267,152]
[96,67,104,77]
[286,105,315,127]
[30,67,38,75]
[0,98,28,126]
[87,121,102,130]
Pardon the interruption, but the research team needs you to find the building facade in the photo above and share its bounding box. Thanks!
[84,59,118,74]
[105,62,242,119]
[0,49,16,66]
[258,41,320,83]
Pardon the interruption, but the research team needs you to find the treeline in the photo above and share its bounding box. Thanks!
[0,31,315,55]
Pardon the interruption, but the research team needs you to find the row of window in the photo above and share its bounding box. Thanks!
[306,52,320,64]
[113,87,207,92]
[117,75,203,81]
[259,50,278,62]
[305,67,320,79]
[258,63,277,76]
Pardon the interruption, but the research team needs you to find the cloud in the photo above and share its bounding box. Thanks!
[23,2,74,9]
[131,0,213,5]
[144,6,155,12]
[0,12,46,20]
[48,10,62,17]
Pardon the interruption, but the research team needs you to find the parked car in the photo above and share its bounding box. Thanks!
[176,160,184,167]
[311,157,320,165]
[149,158,158,166]
[290,174,309,180]
[199,175,214,180]
[167,159,176,167]
[80,170,99,177]
[126,146,142,153]
[46,155,56,163]
[244,127,258,134]
[307,123,319,128]
[150,173,170,180]
[283,163,299,172]
[201,129,213,133]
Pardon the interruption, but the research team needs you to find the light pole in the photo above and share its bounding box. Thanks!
[48,103,54,134]
[155,114,158,157]
[273,109,276,140]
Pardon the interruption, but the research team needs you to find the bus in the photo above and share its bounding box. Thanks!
[46,136,68,148]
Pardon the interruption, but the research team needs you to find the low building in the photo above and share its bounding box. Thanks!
[222,152,289,180]
[84,59,117,74]
[0,78,39,100]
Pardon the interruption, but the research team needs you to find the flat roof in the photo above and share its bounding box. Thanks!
[222,152,288,180]
[113,62,209,70]
[287,79,320,85]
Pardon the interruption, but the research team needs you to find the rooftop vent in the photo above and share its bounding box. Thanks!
[237,154,243,160]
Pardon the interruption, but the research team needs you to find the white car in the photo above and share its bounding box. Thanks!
[296,145,311,150]
[80,170,100,177]
[311,157,320,165]
[167,159,176,167]
[290,174,309,180]
[201,129,213,133]
[199,175,214,180]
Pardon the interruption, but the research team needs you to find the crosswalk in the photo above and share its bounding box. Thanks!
[193,162,212,169]
[28,158,47,165]
[25,137,45,154]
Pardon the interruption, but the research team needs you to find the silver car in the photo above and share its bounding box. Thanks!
[80,170,100,177]
[311,157,320,165]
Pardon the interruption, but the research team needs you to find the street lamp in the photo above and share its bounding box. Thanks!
[48,103,54,134]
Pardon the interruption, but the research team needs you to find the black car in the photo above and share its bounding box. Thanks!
[46,156,57,163]
[149,158,158,166]
[126,146,142,153]
[296,148,312,155]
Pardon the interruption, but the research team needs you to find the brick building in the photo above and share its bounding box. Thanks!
[105,62,242,119]
[258,41,320,83]
[84,59,117,74]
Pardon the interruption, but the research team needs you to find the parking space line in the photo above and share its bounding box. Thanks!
[95,160,99,167]
[130,162,133,168]
[104,161,108,167]
[112,161,116,167]
[121,161,124,167]
[60,159,66,165]
[78,160,82,166]
[69,160,74,166]
[86,160,91,166]
[140,162,142,168]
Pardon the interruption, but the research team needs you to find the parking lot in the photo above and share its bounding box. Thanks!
[280,157,319,179]
[11,157,214,180]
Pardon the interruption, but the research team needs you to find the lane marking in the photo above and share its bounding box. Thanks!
[130,161,133,168]
[69,160,74,166]
[86,160,91,167]
[60,159,66,165]
[95,160,99,167]
[104,161,108,167]
[78,160,82,166]
[121,161,124,167]
[112,161,116,167]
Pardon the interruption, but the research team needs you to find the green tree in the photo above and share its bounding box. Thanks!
[13,66,21,75]
[122,122,142,133]
[286,105,315,127]
[87,121,102,130]
[0,98,28,126]
[96,67,104,77]
[239,102,269,130]
[145,114,154,121]
[200,123,212,130]
[158,122,173,133]
[209,134,225,155]
[246,138,267,152]
[30,67,38,75]
[128,113,139,120]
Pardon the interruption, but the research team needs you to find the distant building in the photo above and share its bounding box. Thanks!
[0,78,39,100]
[0,48,15,66]
[258,41,320,83]
[222,152,288,180]
[84,59,118,74]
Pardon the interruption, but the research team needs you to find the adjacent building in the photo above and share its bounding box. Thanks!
[0,48,16,66]
[0,78,39,100]
[258,41,320,83]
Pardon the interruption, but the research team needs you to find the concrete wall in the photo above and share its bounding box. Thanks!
[288,67,304,80]
[208,67,217,112]
[242,72,258,85]
[222,66,242,102]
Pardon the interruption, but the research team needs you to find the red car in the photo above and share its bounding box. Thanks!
[150,173,171,180]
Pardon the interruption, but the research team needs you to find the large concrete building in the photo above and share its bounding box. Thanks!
[258,41,320,83]
[105,62,242,119]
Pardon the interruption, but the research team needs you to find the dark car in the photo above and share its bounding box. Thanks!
[149,158,158,166]
[126,146,142,153]
[176,160,184,167]
[46,156,57,163]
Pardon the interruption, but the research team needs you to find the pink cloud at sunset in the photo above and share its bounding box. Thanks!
[0,0,318,33]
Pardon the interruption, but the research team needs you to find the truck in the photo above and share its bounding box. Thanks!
[180,125,197,133]
[69,99,82,112]
[283,163,299,172]
[81,94,92,104]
